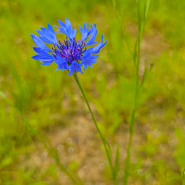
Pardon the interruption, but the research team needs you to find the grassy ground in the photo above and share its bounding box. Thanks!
[1,0,185,184]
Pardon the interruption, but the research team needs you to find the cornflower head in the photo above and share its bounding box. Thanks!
[31,18,107,76]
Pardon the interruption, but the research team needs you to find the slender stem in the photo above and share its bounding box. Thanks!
[123,71,139,185]
[73,73,116,184]
[123,62,139,185]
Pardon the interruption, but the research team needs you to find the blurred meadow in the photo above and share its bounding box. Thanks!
[1,0,185,184]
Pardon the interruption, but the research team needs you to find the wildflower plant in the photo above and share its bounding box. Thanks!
[31,18,119,184]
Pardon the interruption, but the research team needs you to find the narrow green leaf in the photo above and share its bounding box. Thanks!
[140,61,148,88]
[103,137,113,164]
[137,0,141,33]
[144,0,151,20]
[141,0,151,36]
[113,146,120,179]
[133,38,138,66]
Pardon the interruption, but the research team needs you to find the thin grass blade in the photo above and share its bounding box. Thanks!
[113,146,120,180]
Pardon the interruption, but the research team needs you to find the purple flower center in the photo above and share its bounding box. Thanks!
[52,37,86,65]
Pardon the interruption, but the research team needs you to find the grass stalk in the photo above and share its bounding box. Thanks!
[123,0,150,184]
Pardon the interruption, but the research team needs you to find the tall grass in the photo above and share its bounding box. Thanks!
[113,0,151,184]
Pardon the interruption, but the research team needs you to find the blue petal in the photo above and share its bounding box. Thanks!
[54,55,69,71]
[31,34,53,53]
[65,18,72,28]
[68,68,75,76]
[79,22,90,41]
[54,54,66,65]
[82,48,99,70]
[31,51,55,62]
[82,59,97,70]
[74,64,83,74]
[56,63,68,71]
[55,21,70,40]
[83,48,94,58]
[72,29,77,39]
[36,24,58,45]
[68,61,83,76]
[85,23,97,46]
[41,61,53,65]
[32,47,42,53]
[89,55,99,59]
[57,20,66,30]
[65,17,73,33]
[48,23,56,36]
[93,34,107,53]
[83,64,88,70]
[56,66,63,71]
[33,46,54,55]
[56,18,76,41]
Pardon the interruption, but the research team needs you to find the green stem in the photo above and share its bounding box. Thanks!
[123,74,139,185]
[73,73,116,184]
[123,60,139,185]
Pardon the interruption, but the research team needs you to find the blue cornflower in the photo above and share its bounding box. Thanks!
[31,18,107,76]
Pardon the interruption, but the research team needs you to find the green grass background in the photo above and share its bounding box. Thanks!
[1,0,185,184]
